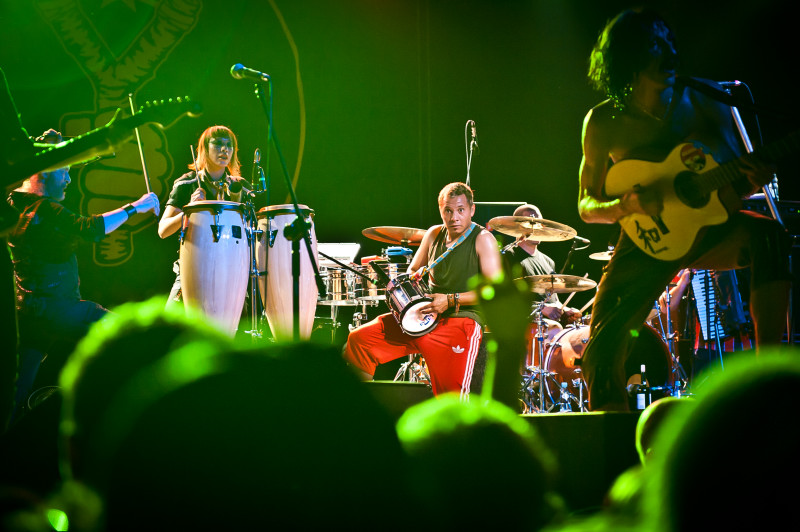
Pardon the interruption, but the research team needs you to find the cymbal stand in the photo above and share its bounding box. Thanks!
[652,286,688,395]
[528,300,557,413]
[394,353,431,385]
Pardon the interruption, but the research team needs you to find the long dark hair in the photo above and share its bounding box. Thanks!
[587,9,677,105]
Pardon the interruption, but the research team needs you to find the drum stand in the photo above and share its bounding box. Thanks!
[519,300,589,413]
[244,200,265,341]
[393,353,431,385]
[652,288,689,395]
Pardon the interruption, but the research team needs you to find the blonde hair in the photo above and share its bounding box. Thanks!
[16,174,46,196]
[190,125,241,176]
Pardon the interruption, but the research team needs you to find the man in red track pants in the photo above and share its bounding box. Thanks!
[343,182,502,398]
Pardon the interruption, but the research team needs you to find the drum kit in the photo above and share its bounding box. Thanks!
[315,226,442,343]
[488,218,688,413]
[178,200,687,410]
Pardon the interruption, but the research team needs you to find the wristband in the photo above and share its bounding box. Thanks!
[454,292,460,314]
[123,203,138,219]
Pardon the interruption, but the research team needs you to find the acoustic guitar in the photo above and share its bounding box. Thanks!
[605,133,798,261]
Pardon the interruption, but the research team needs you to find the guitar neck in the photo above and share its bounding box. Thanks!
[696,129,800,195]
[4,98,200,188]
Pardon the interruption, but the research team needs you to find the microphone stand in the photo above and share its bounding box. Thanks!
[558,239,589,275]
[254,81,326,341]
[465,119,477,187]
[708,79,793,345]
[728,100,793,346]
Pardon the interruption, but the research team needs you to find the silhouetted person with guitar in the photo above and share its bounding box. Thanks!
[578,9,792,411]
[6,129,159,419]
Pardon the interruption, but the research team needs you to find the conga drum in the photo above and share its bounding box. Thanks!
[179,201,250,335]
[256,204,318,341]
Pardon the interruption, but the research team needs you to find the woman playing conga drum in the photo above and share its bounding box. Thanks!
[158,126,252,333]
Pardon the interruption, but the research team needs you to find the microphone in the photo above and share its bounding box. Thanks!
[573,236,591,250]
[470,120,480,154]
[251,148,261,189]
[717,80,742,87]
[228,179,255,198]
[369,261,392,288]
[230,63,270,82]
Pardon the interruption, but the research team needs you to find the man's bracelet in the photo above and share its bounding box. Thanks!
[454,292,460,313]
[123,204,138,219]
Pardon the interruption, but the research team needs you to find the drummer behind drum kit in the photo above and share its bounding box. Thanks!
[488,215,685,414]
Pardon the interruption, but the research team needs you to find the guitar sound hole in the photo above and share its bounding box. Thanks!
[674,171,710,209]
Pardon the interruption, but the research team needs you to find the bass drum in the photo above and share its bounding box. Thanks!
[544,324,671,403]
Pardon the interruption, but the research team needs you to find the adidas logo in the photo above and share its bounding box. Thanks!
[452,345,465,354]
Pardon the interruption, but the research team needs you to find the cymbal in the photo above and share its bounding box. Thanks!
[589,251,614,261]
[362,226,426,246]
[516,274,597,295]
[487,216,576,242]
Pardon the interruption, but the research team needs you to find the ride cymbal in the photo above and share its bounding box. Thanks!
[516,274,597,294]
[487,216,576,242]
[589,250,614,261]
[362,226,426,246]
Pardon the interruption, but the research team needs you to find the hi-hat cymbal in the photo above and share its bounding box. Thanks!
[362,226,426,246]
[516,274,597,294]
[589,251,614,261]
[487,216,576,242]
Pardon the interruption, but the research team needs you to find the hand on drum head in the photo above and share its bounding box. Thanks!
[563,307,582,325]
[418,293,448,315]
[133,192,161,217]
[190,187,206,203]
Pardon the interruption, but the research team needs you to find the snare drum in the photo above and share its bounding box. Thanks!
[256,204,318,340]
[386,274,439,337]
[179,201,249,335]
[544,324,671,403]
[355,262,397,302]
[319,266,357,305]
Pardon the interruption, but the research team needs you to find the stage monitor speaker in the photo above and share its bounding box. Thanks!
[364,381,433,420]
[522,412,640,512]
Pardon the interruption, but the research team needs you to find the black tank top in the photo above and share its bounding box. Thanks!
[426,223,483,325]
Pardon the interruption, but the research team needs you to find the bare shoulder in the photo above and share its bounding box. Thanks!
[418,224,443,250]
[584,100,616,129]
[476,228,499,252]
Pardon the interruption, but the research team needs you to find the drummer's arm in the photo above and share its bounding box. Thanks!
[158,187,205,238]
[158,205,184,238]
[407,225,439,274]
